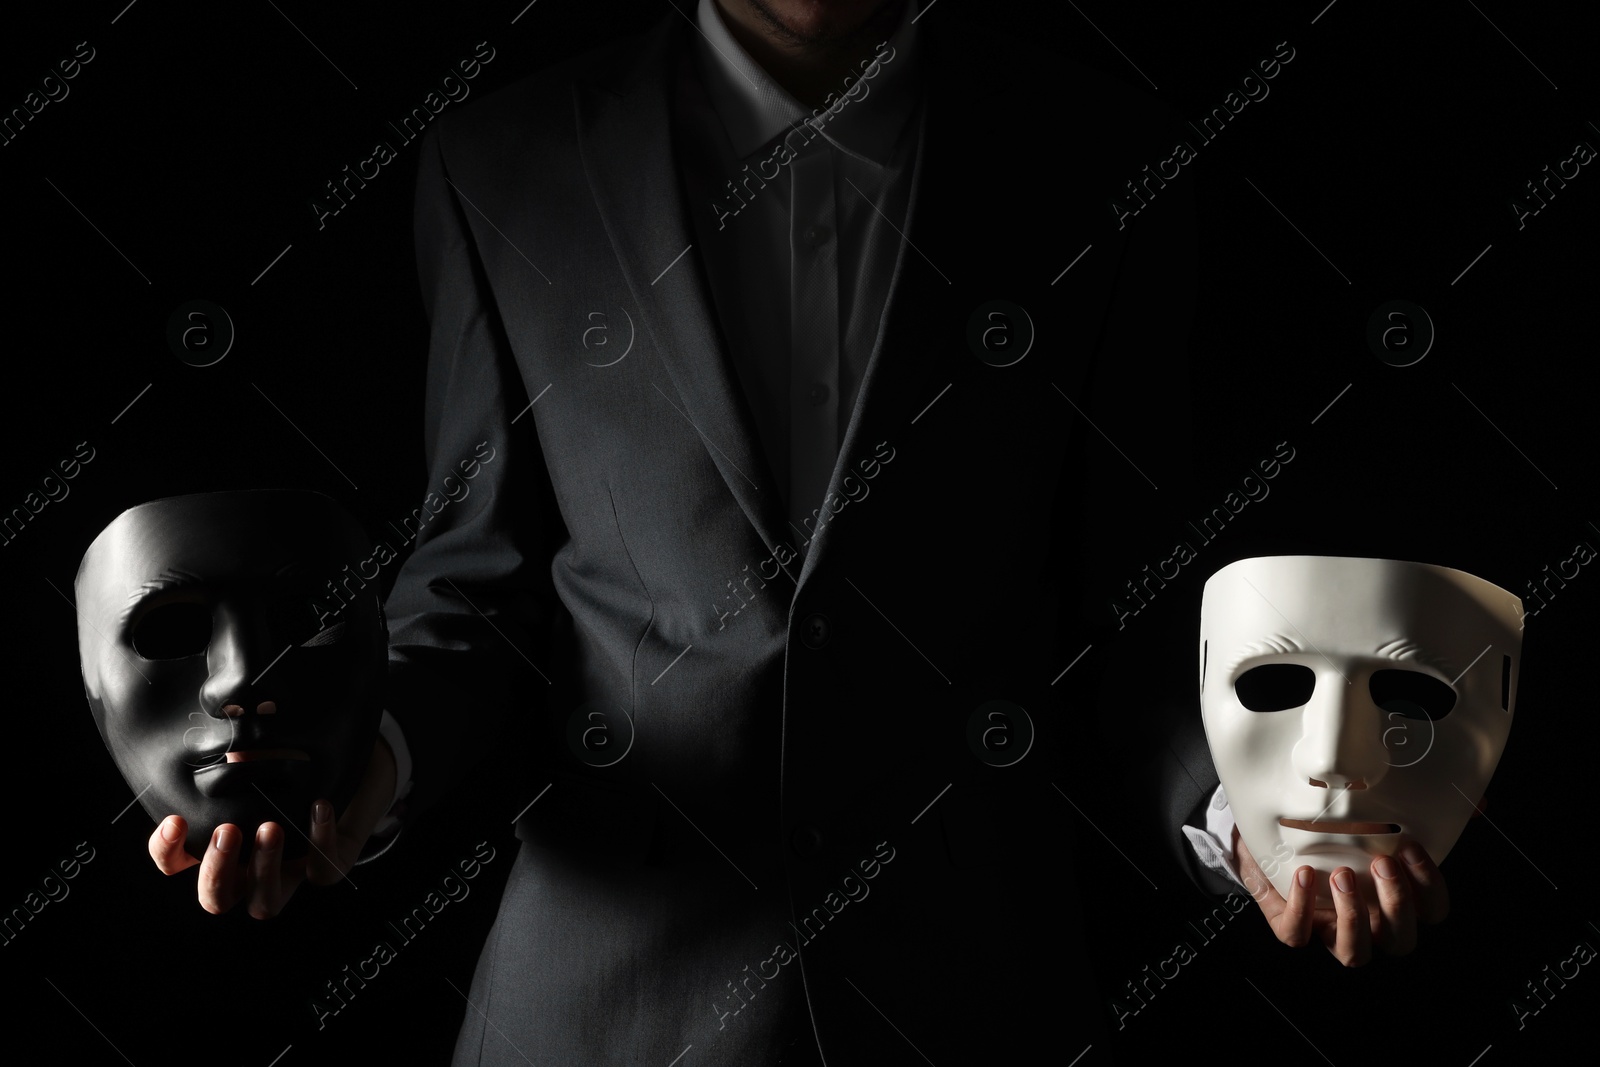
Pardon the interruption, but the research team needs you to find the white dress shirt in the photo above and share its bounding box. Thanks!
[678,0,922,537]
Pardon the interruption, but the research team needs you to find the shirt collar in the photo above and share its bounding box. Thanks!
[692,0,920,166]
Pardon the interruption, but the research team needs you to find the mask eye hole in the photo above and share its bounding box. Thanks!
[1370,668,1456,720]
[133,602,212,659]
[1235,663,1316,711]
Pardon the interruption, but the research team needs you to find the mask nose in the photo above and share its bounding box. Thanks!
[198,604,282,720]
[1292,670,1389,792]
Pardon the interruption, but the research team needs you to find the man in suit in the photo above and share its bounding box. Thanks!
[146,0,1449,1060]
[382,2,1185,1059]
[390,6,1148,1061]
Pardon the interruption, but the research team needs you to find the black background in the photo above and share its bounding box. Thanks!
[1,1,1595,1063]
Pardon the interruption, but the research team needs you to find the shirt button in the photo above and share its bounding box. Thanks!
[800,613,830,649]
[803,224,830,246]
[807,383,830,406]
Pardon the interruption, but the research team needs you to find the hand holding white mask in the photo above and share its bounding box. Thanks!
[1200,556,1521,908]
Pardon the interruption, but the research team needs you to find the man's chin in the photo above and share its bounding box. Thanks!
[743,0,902,46]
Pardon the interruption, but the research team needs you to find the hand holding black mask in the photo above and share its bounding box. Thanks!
[76,491,388,878]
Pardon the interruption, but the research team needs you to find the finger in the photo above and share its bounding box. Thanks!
[1235,832,1285,917]
[1372,854,1417,955]
[1274,866,1317,948]
[1325,867,1372,967]
[247,824,286,920]
[198,825,244,915]
[305,800,347,886]
[336,740,398,849]
[1400,841,1450,924]
[1242,866,1282,913]
[148,816,199,875]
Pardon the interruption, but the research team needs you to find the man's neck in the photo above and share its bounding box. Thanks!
[712,0,908,110]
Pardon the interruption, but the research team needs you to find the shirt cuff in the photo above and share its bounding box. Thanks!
[1181,783,1246,891]
[358,710,415,864]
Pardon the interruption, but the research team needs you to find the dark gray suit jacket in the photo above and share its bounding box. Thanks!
[383,9,1200,1063]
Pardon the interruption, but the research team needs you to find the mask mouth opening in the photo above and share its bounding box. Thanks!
[190,748,318,797]
[221,748,311,764]
[1279,818,1399,835]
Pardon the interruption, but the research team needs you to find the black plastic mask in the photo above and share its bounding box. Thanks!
[75,491,385,859]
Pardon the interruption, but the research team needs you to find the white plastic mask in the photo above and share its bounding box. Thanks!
[1199,556,1522,903]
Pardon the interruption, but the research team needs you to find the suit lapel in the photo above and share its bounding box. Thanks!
[574,17,801,582]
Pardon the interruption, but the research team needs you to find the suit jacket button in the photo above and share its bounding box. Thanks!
[791,824,824,859]
[800,613,830,649]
